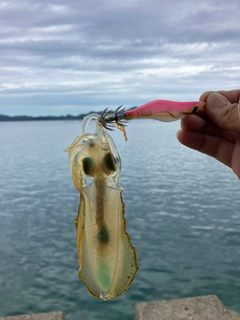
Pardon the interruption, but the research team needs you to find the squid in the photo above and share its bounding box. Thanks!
[65,113,138,300]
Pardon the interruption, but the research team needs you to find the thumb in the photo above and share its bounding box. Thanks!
[206,92,240,132]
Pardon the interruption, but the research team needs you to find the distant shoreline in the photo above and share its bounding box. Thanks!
[0,107,136,122]
[0,112,97,122]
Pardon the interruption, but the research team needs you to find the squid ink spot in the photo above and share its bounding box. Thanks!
[89,140,95,147]
[104,152,116,171]
[98,224,109,244]
[83,157,93,175]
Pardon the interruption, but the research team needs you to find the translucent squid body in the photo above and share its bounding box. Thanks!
[66,114,138,300]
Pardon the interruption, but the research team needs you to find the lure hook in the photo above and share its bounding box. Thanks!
[99,105,128,130]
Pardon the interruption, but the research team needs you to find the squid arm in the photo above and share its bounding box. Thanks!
[65,114,138,300]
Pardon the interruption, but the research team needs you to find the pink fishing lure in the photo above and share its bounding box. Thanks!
[102,100,205,129]
[124,100,206,122]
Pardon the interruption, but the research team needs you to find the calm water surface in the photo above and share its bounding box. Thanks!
[0,120,240,319]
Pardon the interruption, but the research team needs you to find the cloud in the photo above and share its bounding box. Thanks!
[0,0,239,116]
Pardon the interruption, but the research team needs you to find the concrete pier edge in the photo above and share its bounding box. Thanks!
[135,295,240,320]
[0,312,64,320]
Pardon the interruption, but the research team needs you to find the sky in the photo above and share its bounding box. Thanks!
[0,0,240,116]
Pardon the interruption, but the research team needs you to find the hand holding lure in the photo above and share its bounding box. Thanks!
[101,99,206,129]
[66,114,138,300]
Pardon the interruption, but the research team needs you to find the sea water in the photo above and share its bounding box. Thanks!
[0,120,240,319]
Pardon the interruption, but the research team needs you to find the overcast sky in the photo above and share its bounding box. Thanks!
[0,0,239,116]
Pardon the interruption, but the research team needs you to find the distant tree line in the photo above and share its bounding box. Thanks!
[0,112,96,122]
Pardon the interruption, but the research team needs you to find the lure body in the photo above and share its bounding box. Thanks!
[102,99,206,128]
[66,114,138,300]
[125,100,205,121]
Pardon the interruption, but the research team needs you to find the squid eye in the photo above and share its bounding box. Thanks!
[83,157,94,176]
[103,152,116,172]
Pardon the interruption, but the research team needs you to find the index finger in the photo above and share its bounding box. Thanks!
[200,90,240,104]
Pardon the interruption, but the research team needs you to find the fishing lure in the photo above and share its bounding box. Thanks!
[65,113,138,300]
[101,99,206,129]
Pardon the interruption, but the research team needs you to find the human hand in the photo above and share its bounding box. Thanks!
[177,90,240,178]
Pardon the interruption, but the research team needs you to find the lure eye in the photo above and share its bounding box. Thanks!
[192,106,198,114]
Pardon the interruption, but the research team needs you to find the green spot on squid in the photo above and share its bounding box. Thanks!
[97,263,111,292]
